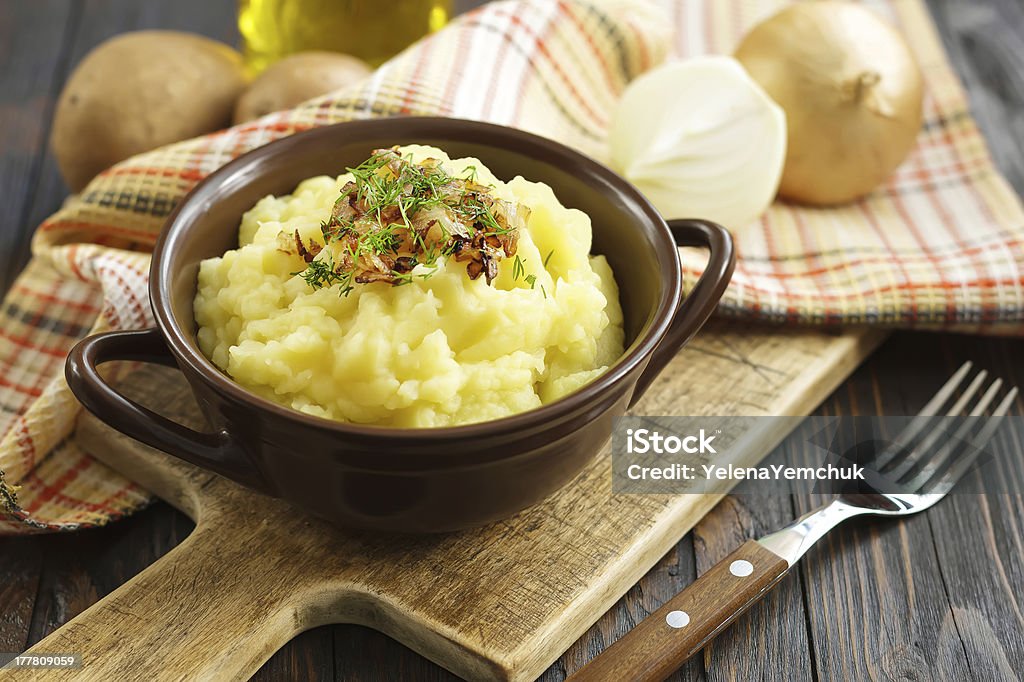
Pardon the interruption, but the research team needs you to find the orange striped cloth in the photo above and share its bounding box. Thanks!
[1,0,1022,533]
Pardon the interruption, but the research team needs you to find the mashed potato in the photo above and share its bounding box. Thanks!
[194,145,624,427]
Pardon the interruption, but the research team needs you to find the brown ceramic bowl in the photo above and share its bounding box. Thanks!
[65,117,734,532]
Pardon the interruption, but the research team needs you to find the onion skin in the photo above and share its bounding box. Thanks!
[734,1,925,206]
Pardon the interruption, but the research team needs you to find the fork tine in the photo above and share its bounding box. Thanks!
[952,371,990,415]
[918,361,975,416]
[872,361,973,472]
[971,379,1004,417]
[901,378,1002,489]
[924,385,1019,495]
[885,370,988,481]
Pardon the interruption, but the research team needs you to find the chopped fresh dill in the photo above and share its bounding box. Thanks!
[454,195,509,235]
[293,148,525,295]
[511,254,543,294]
[296,255,354,297]
[390,269,436,287]
[512,254,526,281]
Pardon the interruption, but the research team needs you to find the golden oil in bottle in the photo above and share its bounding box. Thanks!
[238,0,452,74]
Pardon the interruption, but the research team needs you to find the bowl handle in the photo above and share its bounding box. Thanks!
[629,219,736,408]
[66,327,269,491]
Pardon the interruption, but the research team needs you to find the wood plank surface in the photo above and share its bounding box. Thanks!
[0,0,74,292]
[928,0,1024,191]
[0,1,1022,681]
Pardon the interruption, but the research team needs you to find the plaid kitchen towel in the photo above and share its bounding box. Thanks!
[1,0,1022,533]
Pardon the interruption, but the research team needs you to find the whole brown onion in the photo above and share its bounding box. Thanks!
[735,1,925,206]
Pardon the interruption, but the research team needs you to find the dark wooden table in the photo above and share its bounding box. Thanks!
[2,1,1023,680]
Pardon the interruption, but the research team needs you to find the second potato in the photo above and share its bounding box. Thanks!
[233,51,372,124]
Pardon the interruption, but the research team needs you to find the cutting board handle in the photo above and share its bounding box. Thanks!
[21,520,305,680]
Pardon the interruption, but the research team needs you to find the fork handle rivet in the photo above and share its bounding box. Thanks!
[730,560,754,577]
[665,610,690,628]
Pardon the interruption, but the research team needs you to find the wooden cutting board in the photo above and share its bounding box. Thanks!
[22,321,885,681]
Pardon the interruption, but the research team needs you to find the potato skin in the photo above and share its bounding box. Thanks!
[233,51,371,124]
[51,31,246,191]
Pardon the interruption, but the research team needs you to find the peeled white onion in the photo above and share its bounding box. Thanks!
[609,56,787,230]
[734,1,925,206]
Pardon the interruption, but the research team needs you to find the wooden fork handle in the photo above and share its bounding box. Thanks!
[567,540,790,682]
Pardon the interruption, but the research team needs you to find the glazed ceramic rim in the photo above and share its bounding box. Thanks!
[151,117,682,441]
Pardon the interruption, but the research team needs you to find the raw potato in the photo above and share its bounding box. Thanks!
[233,52,372,124]
[51,31,246,192]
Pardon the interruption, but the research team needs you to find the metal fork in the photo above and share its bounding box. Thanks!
[568,362,1018,682]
